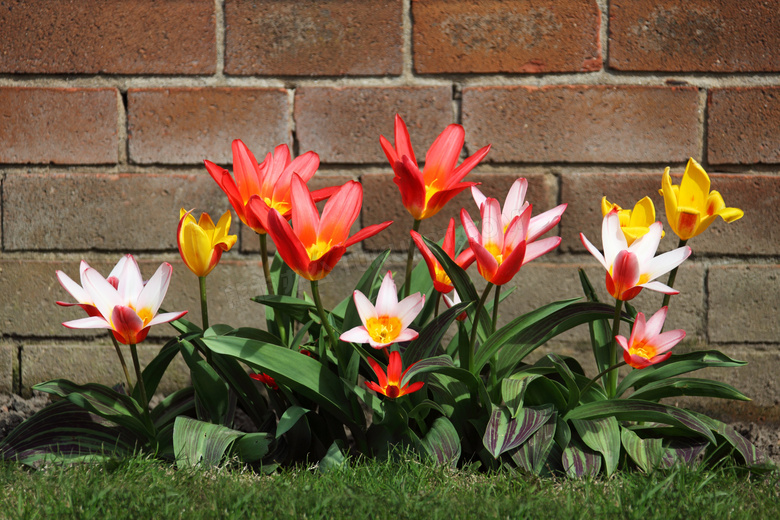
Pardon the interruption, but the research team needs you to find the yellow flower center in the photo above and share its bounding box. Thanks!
[306,240,331,261]
[265,197,291,215]
[366,316,403,344]
[629,340,657,360]
[434,267,452,287]
[137,307,154,327]
[485,242,504,265]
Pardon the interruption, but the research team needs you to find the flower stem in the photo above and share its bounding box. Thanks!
[311,280,338,360]
[129,343,150,419]
[198,276,209,330]
[259,233,275,297]
[661,238,688,312]
[608,300,624,399]
[403,219,422,298]
[433,292,441,318]
[110,335,134,393]
[581,361,628,398]
[465,282,494,373]
[492,284,501,334]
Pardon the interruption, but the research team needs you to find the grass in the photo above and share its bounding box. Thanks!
[0,455,778,520]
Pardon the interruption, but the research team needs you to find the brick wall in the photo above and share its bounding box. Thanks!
[1,1,778,423]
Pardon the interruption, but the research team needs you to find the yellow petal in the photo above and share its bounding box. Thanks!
[661,167,682,237]
[182,221,212,276]
[629,196,656,227]
[678,158,710,213]
[675,207,701,241]
[601,196,619,217]
[717,207,744,223]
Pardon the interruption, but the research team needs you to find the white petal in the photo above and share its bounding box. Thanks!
[602,212,627,267]
[56,270,92,305]
[638,281,679,295]
[471,186,487,211]
[353,290,377,325]
[118,255,144,305]
[82,268,121,320]
[135,262,173,316]
[107,255,130,280]
[147,310,188,327]
[523,236,561,265]
[374,271,399,316]
[502,179,528,227]
[395,329,419,343]
[580,233,608,271]
[628,221,663,267]
[643,307,668,338]
[644,246,692,282]
[395,293,425,329]
[339,326,372,344]
[62,316,112,330]
[481,198,504,252]
[460,209,481,244]
[527,204,566,243]
[652,329,685,355]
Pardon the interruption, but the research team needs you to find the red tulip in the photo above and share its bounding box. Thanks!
[365,351,424,399]
[410,218,475,294]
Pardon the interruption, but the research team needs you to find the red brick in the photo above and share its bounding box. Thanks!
[462,86,701,163]
[0,0,215,74]
[2,173,235,251]
[560,172,778,256]
[294,87,454,163]
[708,88,780,165]
[708,265,780,343]
[127,88,290,165]
[0,88,118,164]
[413,0,601,73]
[609,1,780,72]
[225,0,402,76]
[361,172,557,251]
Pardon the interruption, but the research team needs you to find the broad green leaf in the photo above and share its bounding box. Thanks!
[661,439,709,468]
[399,355,491,411]
[501,375,540,418]
[621,428,664,473]
[173,416,242,468]
[419,417,461,468]
[271,250,298,297]
[167,315,202,335]
[548,354,580,411]
[179,339,230,424]
[483,405,554,459]
[616,350,747,397]
[202,336,356,426]
[209,349,269,427]
[629,378,750,402]
[150,387,196,430]
[523,376,568,412]
[318,440,347,473]
[404,301,471,363]
[565,399,716,444]
[562,440,602,478]
[690,412,769,467]
[229,327,285,346]
[510,417,557,475]
[133,338,182,403]
[252,294,317,323]
[232,432,272,463]
[571,417,620,476]
[276,406,310,439]
[579,269,613,388]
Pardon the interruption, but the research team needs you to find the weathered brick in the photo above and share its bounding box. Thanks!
[127,88,290,165]
[0,88,118,164]
[0,257,269,338]
[21,343,190,396]
[0,344,15,394]
[361,172,557,251]
[462,86,701,163]
[561,172,780,256]
[708,265,780,344]
[413,0,601,73]
[609,0,780,72]
[294,87,453,163]
[225,0,402,76]
[2,173,234,251]
[0,0,215,74]
[708,88,780,165]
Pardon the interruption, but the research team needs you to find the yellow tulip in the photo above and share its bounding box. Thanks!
[660,158,744,241]
[601,195,661,246]
[177,209,237,277]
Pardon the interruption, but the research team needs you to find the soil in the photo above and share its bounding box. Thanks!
[1,392,778,467]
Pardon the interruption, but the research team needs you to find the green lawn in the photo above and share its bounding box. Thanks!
[1,455,777,520]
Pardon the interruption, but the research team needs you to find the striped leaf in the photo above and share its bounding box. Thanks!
[483,406,554,459]
[621,428,664,473]
[571,417,620,476]
[420,417,462,467]
[629,378,749,402]
[510,414,557,475]
[562,440,602,479]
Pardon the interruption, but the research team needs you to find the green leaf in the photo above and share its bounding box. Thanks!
[690,412,769,467]
[621,428,664,473]
[173,416,243,468]
[318,441,348,473]
[661,439,709,468]
[252,294,317,323]
[151,387,196,430]
[565,399,716,444]
[562,440,602,478]
[132,338,181,403]
[510,416,557,475]
[501,375,540,418]
[629,378,750,402]
[399,355,491,412]
[167,316,202,335]
[483,405,554,459]
[579,269,613,388]
[419,417,461,468]
[232,432,272,463]
[202,336,356,426]
[404,301,471,363]
[548,354,580,411]
[616,350,747,398]
[276,406,310,439]
[179,339,230,424]
[571,417,620,476]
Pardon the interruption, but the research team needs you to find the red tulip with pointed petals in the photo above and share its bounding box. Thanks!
[410,218,475,294]
[365,351,424,399]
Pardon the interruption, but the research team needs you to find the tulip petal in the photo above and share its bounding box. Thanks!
[82,268,122,322]
[422,183,477,220]
[62,316,112,330]
[352,290,378,324]
[267,210,312,278]
[638,280,679,295]
[643,307,667,338]
[628,221,663,266]
[481,198,504,252]
[527,204,566,243]
[393,114,417,167]
[374,272,399,317]
[470,242,500,282]
[629,196,655,228]
[644,246,692,282]
[56,270,92,305]
[395,293,425,329]
[661,168,681,237]
[342,221,394,250]
[471,186,487,211]
[319,181,362,246]
[580,233,609,271]
[422,124,465,187]
[492,240,527,286]
[523,236,561,265]
[679,158,710,212]
[147,310,188,328]
[395,329,419,343]
[442,218,457,257]
[111,305,145,341]
[367,357,388,388]
[117,255,145,306]
[455,247,476,270]
[410,230,440,285]
[387,351,403,385]
[717,206,744,223]
[460,208,481,244]
[231,140,263,204]
[393,156,427,220]
[340,326,372,345]
[602,211,627,267]
[136,262,173,317]
[651,329,686,355]
[502,179,529,226]
[290,174,320,248]
[610,250,640,300]
[449,143,491,185]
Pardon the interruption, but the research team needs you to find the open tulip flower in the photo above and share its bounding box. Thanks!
[461,194,562,286]
[177,208,237,277]
[660,158,744,241]
[56,256,132,318]
[581,209,692,301]
[205,140,334,234]
[365,350,424,399]
[62,256,187,345]
[617,307,685,369]
[340,271,424,348]
[410,218,475,294]
[601,196,661,246]
[266,174,393,281]
[380,114,491,221]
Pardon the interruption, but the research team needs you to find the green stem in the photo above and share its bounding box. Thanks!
[465,283,494,373]
[404,219,422,298]
[110,335,134,393]
[661,238,688,311]
[433,292,441,318]
[259,233,275,297]
[581,361,628,398]
[129,343,151,420]
[311,280,338,359]
[491,284,501,334]
[198,276,209,330]
[608,300,624,399]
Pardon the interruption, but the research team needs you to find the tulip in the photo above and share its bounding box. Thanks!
[617,307,685,369]
[365,351,424,399]
[177,209,237,278]
[580,209,691,302]
[62,256,187,345]
[380,114,491,221]
[442,290,468,322]
[340,271,424,348]
[410,218,475,294]
[250,372,279,390]
[600,196,661,246]
[56,256,132,318]
[660,158,744,241]
[265,175,392,282]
